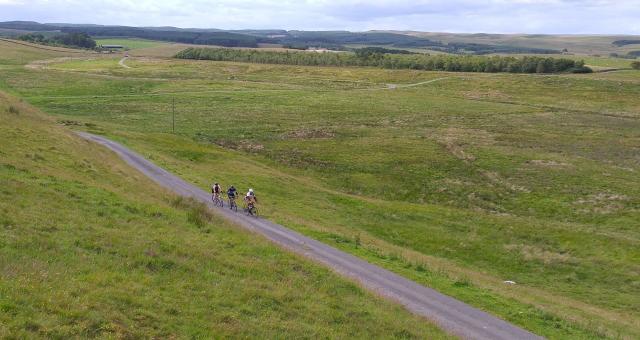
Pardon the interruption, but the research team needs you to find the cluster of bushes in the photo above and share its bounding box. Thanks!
[354,47,415,57]
[176,48,590,74]
[282,43,345,51]
[612,40,640,47]
[632,61,640,70]
[609,52,639,59]
[18,32,96,49]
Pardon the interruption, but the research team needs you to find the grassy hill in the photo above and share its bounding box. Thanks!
[94,38,166,50]
[0,45,449,338]
[1,39,639,338]
[397,31,640,56]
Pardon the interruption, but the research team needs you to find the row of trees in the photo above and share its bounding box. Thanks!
[612,40,640,47]
[18,33,96,49]
[354,47,415,57]
[61,27,260,47]
[176,48,591,74]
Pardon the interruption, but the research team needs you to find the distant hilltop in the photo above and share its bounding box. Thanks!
[1,21,638,55]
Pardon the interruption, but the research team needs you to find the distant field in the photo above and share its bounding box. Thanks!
[402,32,640,56]
[95,38,166,50]
[1,40,639,339]
[569,55,637,69]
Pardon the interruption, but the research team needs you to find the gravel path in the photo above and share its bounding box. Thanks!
[118,56,131,69]
[77,132,542,340]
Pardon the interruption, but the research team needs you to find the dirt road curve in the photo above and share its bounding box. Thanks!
[77,132,542,340]
[118,57,131,69]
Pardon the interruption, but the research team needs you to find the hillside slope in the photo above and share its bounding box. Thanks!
[0,92,448,337]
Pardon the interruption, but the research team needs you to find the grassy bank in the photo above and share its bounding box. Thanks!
[0,86,448,336]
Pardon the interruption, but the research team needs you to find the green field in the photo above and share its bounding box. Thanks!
[0,43,448,339]
[1,40,639,338]
[95,38,166,50]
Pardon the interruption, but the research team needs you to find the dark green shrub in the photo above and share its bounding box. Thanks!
[176,47,585,74]
[570,66,594,73]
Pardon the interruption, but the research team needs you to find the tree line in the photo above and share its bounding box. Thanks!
[175,48,591,74]
[60,27,260,48]
[18,33,96,49]
[612,40,640,47]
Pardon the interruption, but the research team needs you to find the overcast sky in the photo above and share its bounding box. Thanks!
[1,0,639,34]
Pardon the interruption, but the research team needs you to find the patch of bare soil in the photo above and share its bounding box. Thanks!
[25,57,93,70]
[434,128,495,163]
[575,192,630,214]
[432,128,531,194]
[443,139,476,162]
[481,170,531,193]
[505,244,573,265]
[282,128,335,139]
[527,159,571,167]
[463,90,510,101]
[215,139,264,152]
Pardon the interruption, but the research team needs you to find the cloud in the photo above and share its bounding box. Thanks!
[0,0,638,34]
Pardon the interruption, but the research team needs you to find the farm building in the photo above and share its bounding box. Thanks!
[100,44,124,50]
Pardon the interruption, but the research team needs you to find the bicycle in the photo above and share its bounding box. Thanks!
[246,202,258,217]
[228,196,238,212]
[212,192,224,207]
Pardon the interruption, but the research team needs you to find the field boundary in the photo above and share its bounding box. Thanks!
[0,38,91,54]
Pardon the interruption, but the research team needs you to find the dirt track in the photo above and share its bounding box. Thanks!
[77,131,542,340]
[118,56,131,69]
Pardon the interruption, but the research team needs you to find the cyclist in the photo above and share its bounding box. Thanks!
[227,185,238,209]
[245,188,257,201]
[244,188,258,214]
[211,182,222,201]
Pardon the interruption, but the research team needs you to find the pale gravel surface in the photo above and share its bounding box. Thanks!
[77,131,542,340]
[118,56,131,69]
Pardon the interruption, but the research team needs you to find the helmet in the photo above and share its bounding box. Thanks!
[215,183,219,185]
[249,188,254,193]
[230,185,235,189]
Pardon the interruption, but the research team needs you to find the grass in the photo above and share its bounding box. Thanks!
[1,42,639,338]
[0,91,450,338]
[95,38,166,50]
[0,39,89,66]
